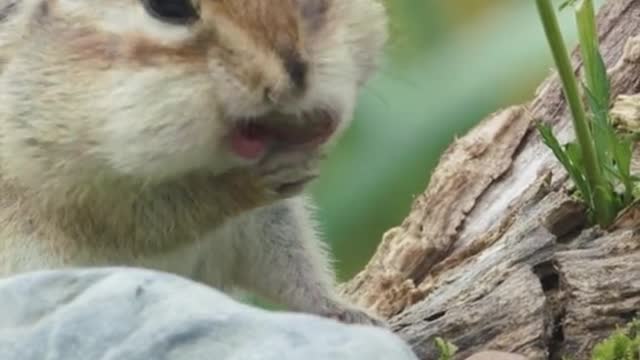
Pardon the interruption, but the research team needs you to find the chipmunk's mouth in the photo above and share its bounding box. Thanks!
[229,109,338,159]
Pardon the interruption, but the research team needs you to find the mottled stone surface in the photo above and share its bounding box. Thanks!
[0,267,417,360]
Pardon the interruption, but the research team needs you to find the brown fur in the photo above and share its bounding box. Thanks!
[0,0,388,325]
[0,0,359,255]
[4,168,280,256]
[41,0,308,72]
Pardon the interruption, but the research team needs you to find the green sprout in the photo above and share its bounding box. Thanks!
[435,337,458,360]
[591,318,640,360]
[534,0,639,227]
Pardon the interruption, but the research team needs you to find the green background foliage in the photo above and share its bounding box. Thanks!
[310,0,601,280]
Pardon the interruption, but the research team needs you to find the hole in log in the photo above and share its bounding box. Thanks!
[533,261,559,292]
[540,272,559,292]
[425,311,446,322]
[533,260,568,359]
[620,310,637,322]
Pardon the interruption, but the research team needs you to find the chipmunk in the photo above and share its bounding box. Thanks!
[0,0,387,325]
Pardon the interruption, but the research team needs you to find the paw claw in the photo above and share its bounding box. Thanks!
[321,305,388,328]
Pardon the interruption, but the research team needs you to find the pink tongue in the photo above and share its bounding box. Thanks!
[230,128,268,159]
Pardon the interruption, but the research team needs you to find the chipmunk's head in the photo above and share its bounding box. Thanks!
[0,0,387,188]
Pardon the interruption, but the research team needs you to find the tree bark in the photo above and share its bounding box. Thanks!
[341,1,640,359]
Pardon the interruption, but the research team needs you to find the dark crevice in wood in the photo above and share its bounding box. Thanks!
[620,310,637,323]
[541,195,588,239]
[548,309,567,360]
[555,227,584,245]
[509,125,536,162]
[409,243,454,285]
[424,311,446,322]
[533,261,559,292]
[534,260,567,360]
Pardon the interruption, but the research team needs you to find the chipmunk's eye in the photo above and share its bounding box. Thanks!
[143,0,198,25]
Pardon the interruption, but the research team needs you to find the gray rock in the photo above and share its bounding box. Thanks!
[0,267,417,360]
[464,351,528,360]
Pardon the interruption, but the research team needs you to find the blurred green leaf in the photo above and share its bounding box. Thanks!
[313,0,604,279]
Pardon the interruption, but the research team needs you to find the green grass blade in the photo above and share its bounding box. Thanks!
[537,123,593,206]
[576,0,610,104]
[576,0,638,207]
[559,0,578,11]
[613,137,634,203]
[536,0,614,226]
[584,88,612,168]
[563,141,595,208]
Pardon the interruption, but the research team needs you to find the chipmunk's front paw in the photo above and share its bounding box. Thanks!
[256,150,324,197]
[319,301,388,328]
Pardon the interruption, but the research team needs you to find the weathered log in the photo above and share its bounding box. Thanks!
[341,1,640,359]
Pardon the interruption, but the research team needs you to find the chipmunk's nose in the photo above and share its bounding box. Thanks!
[283,53,308,90]
[263,51,309,104]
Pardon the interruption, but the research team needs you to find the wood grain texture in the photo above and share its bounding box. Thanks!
[341,1,640,359]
